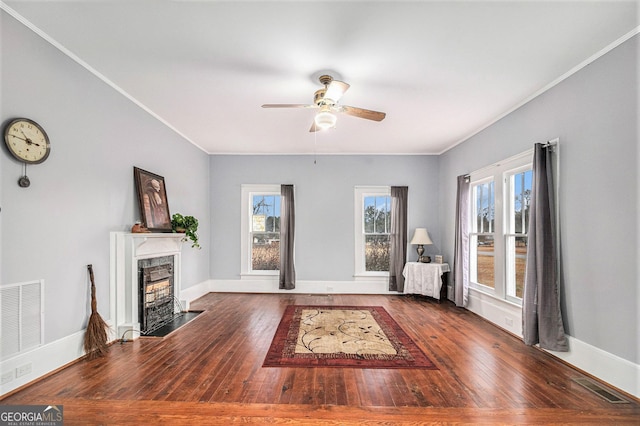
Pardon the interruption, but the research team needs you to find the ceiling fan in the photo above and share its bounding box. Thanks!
[262,75,386,132]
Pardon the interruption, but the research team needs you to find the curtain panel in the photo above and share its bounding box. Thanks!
[279,184,296,290]
[453,175,470,307]
[522,144,568,351]
[389,186,408,292]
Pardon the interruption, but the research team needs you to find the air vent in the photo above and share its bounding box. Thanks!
[0,281,44,359]
[572,377,629,404]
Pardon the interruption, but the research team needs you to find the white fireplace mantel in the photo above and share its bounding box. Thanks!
[110,232,184,340]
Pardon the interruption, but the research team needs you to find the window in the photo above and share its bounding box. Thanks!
[468,151,532,303]
[505,168,532,300]
[470,179,495,289]
[251,193,281,271]
[355,187,391,276]
[241,185,281,275]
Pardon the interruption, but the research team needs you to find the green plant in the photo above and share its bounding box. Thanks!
[171,213,201,249]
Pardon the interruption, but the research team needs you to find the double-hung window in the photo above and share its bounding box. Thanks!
[241,185,281,275]
[468,151,532,303]
[354,186,391,276]
[470,179,496,290]
[505,167,532,301]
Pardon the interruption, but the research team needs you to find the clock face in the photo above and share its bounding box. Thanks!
[4,118,51,164]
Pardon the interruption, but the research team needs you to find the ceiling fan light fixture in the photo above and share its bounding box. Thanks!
[314,107,337,129]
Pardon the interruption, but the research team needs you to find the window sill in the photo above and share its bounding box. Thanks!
[240,273,278,280]
[353,274,389,282]
[469,286,522,308]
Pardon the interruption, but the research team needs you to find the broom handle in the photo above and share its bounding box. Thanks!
[87,264,98,312]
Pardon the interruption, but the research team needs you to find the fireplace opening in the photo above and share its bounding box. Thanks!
[138,256,181,335]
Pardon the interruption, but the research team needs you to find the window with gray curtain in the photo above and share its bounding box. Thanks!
[279,184,296,290]
[388,186,408,292]
[465,150,533,304]
[522,143,568,351]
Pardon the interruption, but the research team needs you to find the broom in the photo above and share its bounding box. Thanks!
[84,264,109,359]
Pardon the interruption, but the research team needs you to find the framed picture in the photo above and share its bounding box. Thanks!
[134,167,172,232]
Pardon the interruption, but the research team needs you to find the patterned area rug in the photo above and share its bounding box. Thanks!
[263,305,437,369]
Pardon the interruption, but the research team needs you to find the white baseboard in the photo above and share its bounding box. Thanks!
[208,278,397,295]
[466,288,523,336]
[0,329,86,397]
[466,288,639,398]
[179,280,214,309]
[544,336,639,398]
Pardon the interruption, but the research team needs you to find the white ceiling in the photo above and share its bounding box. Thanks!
[3,1,639,155]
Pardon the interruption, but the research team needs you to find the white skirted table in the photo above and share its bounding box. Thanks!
[402,262,450,301]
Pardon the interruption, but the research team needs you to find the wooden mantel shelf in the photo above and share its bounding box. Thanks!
[123,232,185,258]
[127,232,184,239]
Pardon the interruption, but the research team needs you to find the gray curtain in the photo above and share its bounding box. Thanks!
[389,186,408,292]
[522,144,568,351]
[279,184,296,290]
[453,175,470,307]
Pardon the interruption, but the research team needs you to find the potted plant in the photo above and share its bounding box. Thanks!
[171,213,201,249]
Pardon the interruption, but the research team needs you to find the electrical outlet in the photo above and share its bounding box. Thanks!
[1,371,14,385]
[327,286,334,292]
[16,363,32,378]
[505,317,514,326]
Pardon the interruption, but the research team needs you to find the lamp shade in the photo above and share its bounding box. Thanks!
[410,228,432,245]
[314,106,337,129]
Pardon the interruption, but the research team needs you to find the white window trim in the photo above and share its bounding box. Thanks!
[354,186,391,278]
[240,184,280,278]
[468,149,533,303]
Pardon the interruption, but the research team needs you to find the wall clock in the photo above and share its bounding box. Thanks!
[3,118,51,187]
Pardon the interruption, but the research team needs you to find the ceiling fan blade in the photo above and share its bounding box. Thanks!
[323,80,350,103]
[262,104,316,108]
[309,121,321,132]
[340,105,386,121]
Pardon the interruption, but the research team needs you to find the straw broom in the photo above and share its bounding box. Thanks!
[84,264,109,358]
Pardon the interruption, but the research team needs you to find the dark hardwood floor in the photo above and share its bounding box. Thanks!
[2,293,638,424]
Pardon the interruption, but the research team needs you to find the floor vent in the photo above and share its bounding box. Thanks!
[572,377,629,404]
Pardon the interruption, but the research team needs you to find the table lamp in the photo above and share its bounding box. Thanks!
[410,228,432,263]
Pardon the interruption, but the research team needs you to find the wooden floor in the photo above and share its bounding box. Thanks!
[2,293,638,424]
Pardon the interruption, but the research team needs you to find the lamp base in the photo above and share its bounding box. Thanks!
[418,256,431,263]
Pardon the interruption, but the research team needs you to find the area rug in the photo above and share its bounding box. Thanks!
[263,305,437,369]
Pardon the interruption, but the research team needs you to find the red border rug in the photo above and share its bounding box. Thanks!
[263,305,437,369]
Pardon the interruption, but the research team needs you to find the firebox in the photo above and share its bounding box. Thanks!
[138,256,176,334]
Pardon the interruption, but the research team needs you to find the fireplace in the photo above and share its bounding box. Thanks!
[111,232,186,340]
[138,256,175,334]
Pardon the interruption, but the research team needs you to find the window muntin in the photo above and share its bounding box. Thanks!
[354,186,391,277]
[251,194,281,271]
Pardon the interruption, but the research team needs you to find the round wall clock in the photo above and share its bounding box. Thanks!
[4,118,51,164]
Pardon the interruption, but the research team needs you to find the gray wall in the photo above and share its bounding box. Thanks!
[210,155,439,281]
[439,35,638,364]
[1,11,211,344]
